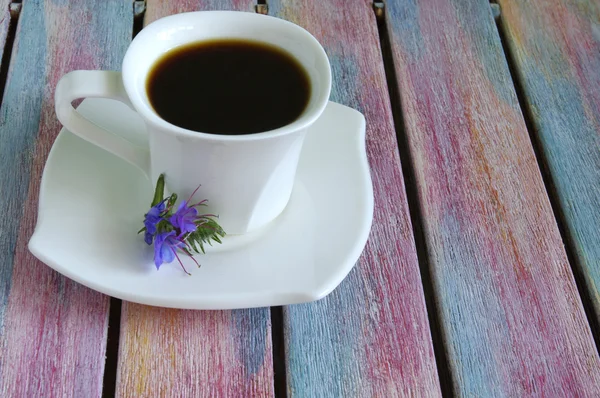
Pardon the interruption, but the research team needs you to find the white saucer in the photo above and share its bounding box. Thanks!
[29,99,373,309]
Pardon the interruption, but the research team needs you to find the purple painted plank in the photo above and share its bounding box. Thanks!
[498,0,600,322]
[116,2,275,397]
[386,0,600,395]
[268,1,442,396]
[0,0,132,396]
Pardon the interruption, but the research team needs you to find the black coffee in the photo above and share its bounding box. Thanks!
[146,39,311,135]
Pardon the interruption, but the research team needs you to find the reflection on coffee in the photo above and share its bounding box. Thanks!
[146,39,311,135]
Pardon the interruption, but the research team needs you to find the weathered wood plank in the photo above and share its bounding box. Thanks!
[497,0,600,323]
[0,0,132,396]
[268,1,442,396]
[144,0,254,24]
[117,305,273,397]
[116,2,274,397]
[385,0,600,395]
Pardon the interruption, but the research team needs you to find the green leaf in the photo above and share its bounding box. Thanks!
[137,227,146,234]
[184,217,225,255]
[189,237,200,253]
[151,174,166,207]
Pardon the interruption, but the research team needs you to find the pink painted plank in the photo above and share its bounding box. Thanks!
[386,0,600,395]
[116,2,274,397]
[267,1,442,396]
[497,0,600,322]
[0,0,132,396]
[144,0,254,23]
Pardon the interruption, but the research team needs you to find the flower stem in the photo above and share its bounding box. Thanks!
[172,248,191,275]
[182,247,202,268]
[186,184,202,204]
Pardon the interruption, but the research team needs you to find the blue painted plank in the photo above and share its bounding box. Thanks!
[498,0,600,321]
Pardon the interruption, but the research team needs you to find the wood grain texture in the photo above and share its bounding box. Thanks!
[268,1,442,396]
[497,0,600,322]
[116,2,274,397]
[386,0,600,395]
[117,305,273,397]
[144,0,254,24]
[0,0,132,396]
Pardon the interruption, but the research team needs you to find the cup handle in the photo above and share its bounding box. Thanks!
[55,70,150,176]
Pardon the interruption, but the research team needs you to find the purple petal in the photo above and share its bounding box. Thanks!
[177,201,188,212]
[154,231,174,268]
[182,221,197,234]
[166,235,186,250]
[147,206,161,217]
[168,202,199,234]
[160,243,175,264]
[154,247,163,269]
[145,201,167,236]
[145,219,158,234]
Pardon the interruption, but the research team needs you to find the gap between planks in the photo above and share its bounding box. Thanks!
[102,298,122,398]
[133,0,145,39]
[493,4,600,354]
[372,2,453,396]
[260,4,283,395]
[270,306,287,398]
[101,3,145,397]
[0,2,21,111]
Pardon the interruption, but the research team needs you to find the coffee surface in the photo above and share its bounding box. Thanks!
[147,39,311,135]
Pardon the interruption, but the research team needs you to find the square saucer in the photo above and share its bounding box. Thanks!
[29,99,373,309]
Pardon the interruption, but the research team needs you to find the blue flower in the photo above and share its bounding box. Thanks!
[169,201,198,235]
[153,230,185,269]
[144,231,154,245]
[143,201,166,245]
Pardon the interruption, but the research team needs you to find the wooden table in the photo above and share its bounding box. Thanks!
[1,0,599,396]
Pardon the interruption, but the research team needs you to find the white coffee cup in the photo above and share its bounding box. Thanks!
[55,11,331,234]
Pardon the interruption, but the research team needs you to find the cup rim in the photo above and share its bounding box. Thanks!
[122,11,332,142]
